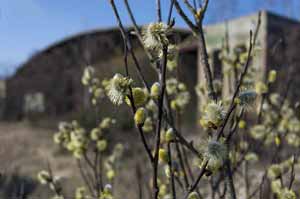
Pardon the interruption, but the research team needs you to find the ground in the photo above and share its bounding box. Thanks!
[0,121,146,198]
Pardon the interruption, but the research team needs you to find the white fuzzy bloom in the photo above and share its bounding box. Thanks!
[142,22,170,52]
[205,140,227,172]
[200,101,226,129]
[81,66,95,85]
[107,73,133,105]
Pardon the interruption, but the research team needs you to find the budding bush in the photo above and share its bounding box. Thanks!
[37,2,300,199]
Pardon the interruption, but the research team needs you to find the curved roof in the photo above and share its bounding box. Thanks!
[14,27,191,77]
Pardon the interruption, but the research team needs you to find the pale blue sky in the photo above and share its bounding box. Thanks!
[0,0,299,77]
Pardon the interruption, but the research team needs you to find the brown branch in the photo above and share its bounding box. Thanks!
[168,142,177,199]
[153,45,169,199]
[156,0,162,22]
[109,0,154,163]
[174,0,198,32]
[216,31,254,140]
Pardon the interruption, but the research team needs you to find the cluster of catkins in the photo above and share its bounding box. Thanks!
[53,118,115,159]
[267,156,298,199]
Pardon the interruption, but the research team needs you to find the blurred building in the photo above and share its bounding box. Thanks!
[179,10,300,114]
[4,28,190,122]
[4,11,300,127]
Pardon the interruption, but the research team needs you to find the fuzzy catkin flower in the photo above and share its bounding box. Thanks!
[245,152,259,162]
[94,88,105,98]
[146,99,158,114]
[255,81,268,95]
[81,66,95,85]
[238,120,246,129]
[106,170,115,181]
[37,170,51,185]
[267,164,282,180]
[166,45,178,71]
[164,165,171,178]
[134,108,147,125]
[166,78,178,95]
[250,125,267,140]
[142,117,153,133]
[142,22,169,51]
[171,91,190,111]
[53,132,64,144]
[73,148,84,159]
[90,128,102,141]
[106,73,133,105]
[205,140,227,173]
[97,140,108,152]
[159,148,169,163]
[200,101,225,129]
[165,128,175,142]
[158,184,168,197]
[75,187,87,199]
[188,192,200,199]
[58,121,70,132]
[52,195,64,199]
[278,188,296,199]
[100,117,116,129]
[100,184,113,199]
[125,87,148,107]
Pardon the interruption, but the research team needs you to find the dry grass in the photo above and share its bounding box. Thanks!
[0,121,76,177]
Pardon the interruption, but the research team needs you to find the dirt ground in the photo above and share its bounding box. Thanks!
[0,122,76,176]
[0,121,147,198]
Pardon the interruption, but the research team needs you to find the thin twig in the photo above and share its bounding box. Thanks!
[168,142,177,199]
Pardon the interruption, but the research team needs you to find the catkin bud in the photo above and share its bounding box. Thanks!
[188,192,200,199]
[90,128,102,141]
[164,165,171,178]
[159,148,169,163]
[255,82,268,95]
[134,108,147,125]
[97,140,108,152]
[268,70,277,83]
[37,170,51,185]
[106,170,115,181]
[267,164,282,180]
[245,152,258,162]
[151,82,161,99]
[126,87,148,107]
[73,148,84,159]
[165,128,175,142]
[238,120,246,129]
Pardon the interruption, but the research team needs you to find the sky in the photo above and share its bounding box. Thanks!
[0,0,299,77]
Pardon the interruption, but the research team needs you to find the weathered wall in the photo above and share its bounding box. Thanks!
[265,13,300,100]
